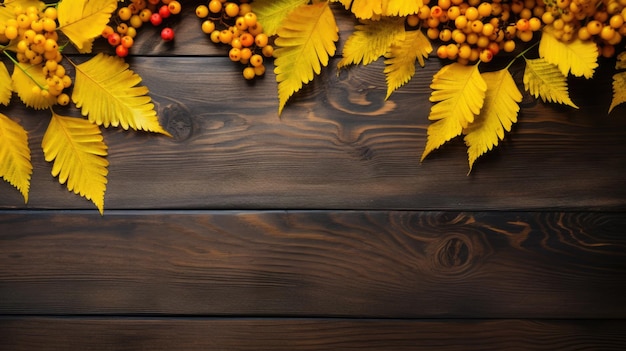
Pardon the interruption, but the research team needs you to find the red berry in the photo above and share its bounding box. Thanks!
[159,5,171,18]
[115,44,129,57]
[150,13,162,26]
[107,32,121,46]
[161,27,174,41]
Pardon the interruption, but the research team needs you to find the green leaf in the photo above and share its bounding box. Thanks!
[274,2,339,115]
[72,53,170,135]
[0,112,32,203]
[523,57,578,108]
[464,69,522,171]
[383,29,432,99]
[42,113,108,214]
[338,17,406,68]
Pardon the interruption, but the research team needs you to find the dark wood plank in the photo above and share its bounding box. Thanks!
[1,56,625,211]
[2,317,626,350]
[2,210,625,318]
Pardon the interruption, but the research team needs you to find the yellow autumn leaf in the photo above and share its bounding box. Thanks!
[384,0,423,16]
[253,0,310,37]
[421,63,486,162]
[0,0,45,22]
[11,62,57,110]
[383,29,432,99]
[609,71,626,113]
[0,113,32,203]
[42,113,108,214]
[616,51,626,70]
[332,0,422,19]
[72,53,170,135]
[57,0,118,53]
[0,61,12,106]
[523,57,578,108]
[274,2,339,115]
[464,69,522,171]
[539,25,598,79]
[338,17,406,68]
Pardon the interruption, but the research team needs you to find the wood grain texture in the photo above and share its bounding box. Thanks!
[0,2,624,348]
[1,2,625,211]
[0,56,624,211]
[2,210,625,318]
[2,317,626,351]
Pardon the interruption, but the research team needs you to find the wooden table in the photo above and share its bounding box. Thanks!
[2,3,626,350]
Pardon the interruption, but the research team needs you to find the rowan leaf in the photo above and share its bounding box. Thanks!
[616,51,626,70]
[253,0,310,37]
[464,69,521,171]
[0,0,45,22]
[331,0,422,19]
[338,17,406,68]
[384,0,423,16]
[42,113,108,214]
[0,61,12,106]
[421,63,486,161]
[383,29,432,99]
[72,53,170,135]
[523,57,578,108]
[57,0,118,53]
[274,2,339,115]
[539,25,598,79]
[11,62,57,110]
[609,71,626,113]
[0,113,32,203]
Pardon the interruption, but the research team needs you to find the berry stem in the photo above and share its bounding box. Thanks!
[2,50,47,90]
[506,40,540,70]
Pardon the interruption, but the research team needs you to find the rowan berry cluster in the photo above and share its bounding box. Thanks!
[540,0,626,57]
[0,4,71,106]
[102,0,182,58]
[196,0,273,80]
[409,0,626,64]
[409,0,544,64]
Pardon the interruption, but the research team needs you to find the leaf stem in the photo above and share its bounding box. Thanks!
[2,50,46,90]
[505,40,540,70]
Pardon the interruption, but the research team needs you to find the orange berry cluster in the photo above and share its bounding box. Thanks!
[409,0,626,64]
[196,1,273,80]
[409,0,545,64]
[540,0,626,57]
[101,0,182,58]
[0,4,72,106]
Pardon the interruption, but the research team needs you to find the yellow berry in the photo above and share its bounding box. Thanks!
[224,3,239,17]
[201,20,215,34]
[208,0,222,13]
[57,93,70,106]
[168,1,182,15]
[242,66,255,80]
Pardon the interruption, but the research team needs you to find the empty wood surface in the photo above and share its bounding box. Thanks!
[1,1,626,349]
[2,317,626,351]
[2,210,625,319]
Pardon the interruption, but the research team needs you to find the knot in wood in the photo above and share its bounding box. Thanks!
[160,102,193,141]
[429,234,477,275]
[437,236,470,269]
